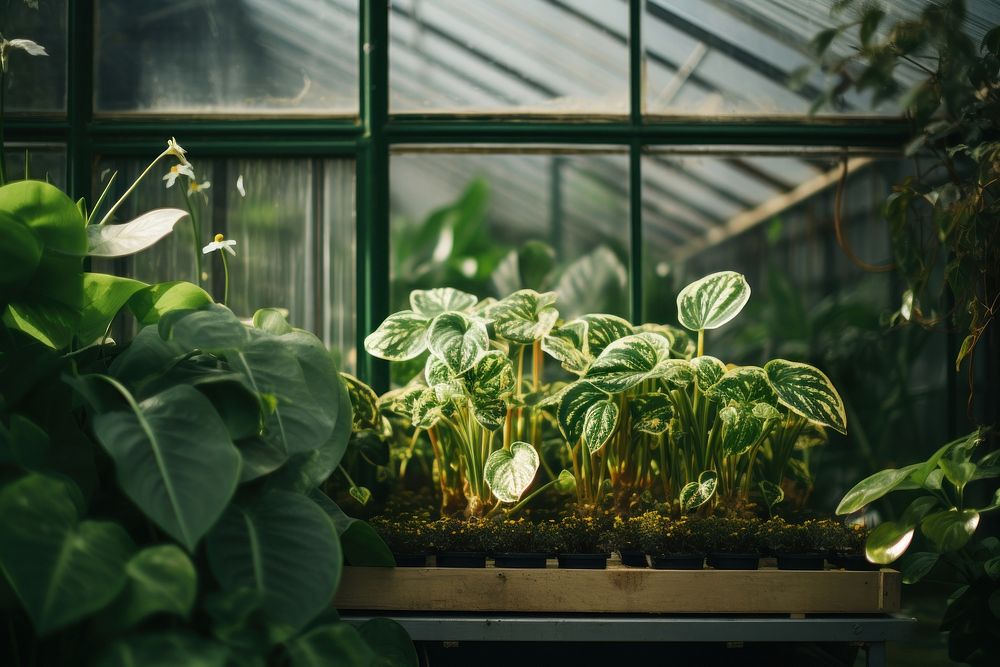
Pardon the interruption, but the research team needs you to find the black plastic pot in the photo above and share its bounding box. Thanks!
[707,552,760,570]
[776,553,825,570]
[650,553,704,570]
[619,550,648,567]
[494,552,549,568]
[393,552,430,567]
[838,553,879,571]
[557,553,609,569]
[436,551,487,568]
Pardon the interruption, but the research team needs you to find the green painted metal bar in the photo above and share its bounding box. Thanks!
[357,0,390,391]
[67,0,94,201]
[628,0,644,323]
[86,119,363,136]
[92,139,361,157]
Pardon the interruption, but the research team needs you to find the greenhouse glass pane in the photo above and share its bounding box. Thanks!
[95,0,359,115]
[644,0,1000,116]
[4,144,66,189]
[2,0,67,113]
[390,0,628,114]
[390,150,630,319]
[93,157,357,370]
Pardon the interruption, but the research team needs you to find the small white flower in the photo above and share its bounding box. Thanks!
[162,163,195,188]
[164,137,190,166]
[0,37,47,72]
[188,179,211,195]
[236,175,246,197]
[203,233,236,256]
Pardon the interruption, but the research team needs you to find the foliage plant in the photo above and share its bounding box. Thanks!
[0,144,415,664]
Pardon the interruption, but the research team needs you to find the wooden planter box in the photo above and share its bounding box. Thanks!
[335,562,901,614]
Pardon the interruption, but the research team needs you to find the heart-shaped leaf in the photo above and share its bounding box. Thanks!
[427,312,488,375]
[866,521,914,564]
[921,509,980,552]
[485,441,540,503]
[583,399,619,454]
[676,271,751,332]
[309,490,394,567]
[582,314,634,357]
[79,273,148,346]
[542,320,591,375]
[363,310,431,361]
[764,359,846,434]
[630,393,672,434]
[836,463,921,514]
[87,208,187,257]
[679,470,718,512]
[637,323,696,359]
[206,491,342,631]
[340,372,379,431]
[99,545,197,633]
[488,289,559,344]
[557,381,615,446]
[0,474,133,636]
[357,617,420,667]
[586,332,692,394]
[410,287,478,317]
[87,380,242,551]
[718,404,766,456]
[424,354,453,386]
[691,355,727,390]
[159,304,249,354]
[127,281,214,326]
[708,366,776,405]
[467,351,515,431]
[252,307,293,335]
[759,480,784,510]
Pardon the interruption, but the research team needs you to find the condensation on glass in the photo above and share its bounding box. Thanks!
[390,0,628,114]
[4,144,67,189]
[94,0,359,115]
[93,157,357,370]
[2,0,67,113]
[390,148,630,319]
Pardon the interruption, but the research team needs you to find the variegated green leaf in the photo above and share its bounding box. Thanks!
[485,441,539,503]
[348,485,372,506]
[679,470,717,511]
[752,402,781,421]
[690,356,727,391]
[488,289,559,344]
[363,311,431,361]
[676,271,751,332]
[471,297,497,320]
[630,393,673,434]
[378,386,424,419]
[553,469,576,493]
[424,354,453,386]
[557,381,612,444]
[410,287,478,317]
[471,398,506,431]
[467,351,516,401]
[410,388,447,429]
[635,323,696,360]
[340,372,379,431]
[759,480,784,510]
[541,320,591,375]
[718,404,766,456]
[583,400,619,454]
[427,312,489,375]
[586,333,691,394]
[708,366,776,405]
[581,314,633,357]
[764,359,847,434]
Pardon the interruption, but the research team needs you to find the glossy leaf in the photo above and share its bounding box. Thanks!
[424,354,453,386]
[87,208,187,257]
[541,320,591,375]
[340,372,379,431]
[690,355,727,390]
[759,480,784,510]
[159,304,249,354]
[468,351,515,431]
[363,311,431,361]
[708,366,776,405]
[586,332,692,394]
[101,545,197,632]
[676,271,751,332]
[680,470,718,512]
[89,382,241,551]
[718,404,766,456]
[485,441,539,503]
[252,307,293,335]
[409,287,478,317]
[583,399,619,454]
[427,312,489,375]
[630,393,672,434]
[488,289,559,344]
[348,485,372,506]
[836,464,920,514]
[557,381,613,444]
[581,314,633,357]
[764,359,847,434]
[637,323,696,360]
[286,623,374,667]
[78,273,147,346]
[127,281,213,326]
[922,509,980,552]
[866,521,914,564]
[0,474,133,636]
[900,551,940,584]
[309,491,394,567]
[206,491,342,630]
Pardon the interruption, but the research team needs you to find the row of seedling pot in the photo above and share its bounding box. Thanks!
[369,514,878,571]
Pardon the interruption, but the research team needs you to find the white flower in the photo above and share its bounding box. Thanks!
[0,37,48,72]
[203,233,236,256]
[162,163,195,188]
[188,179,211,195]
[236,175,246,197]
[164,137,190,166]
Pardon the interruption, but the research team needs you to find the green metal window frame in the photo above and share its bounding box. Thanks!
[5,0,911,392]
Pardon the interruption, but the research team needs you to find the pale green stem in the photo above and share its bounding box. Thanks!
[697,329,705,357]
[506,476,562,517]
[97,150,172,226]
[220,250,230,306]
[181,187,203,284]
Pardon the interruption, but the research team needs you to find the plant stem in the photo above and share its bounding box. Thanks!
[97,150,171,226]
[506,476,561,517]
[220,249,230,306]
[181,186,203,285]
[697,329,705,357]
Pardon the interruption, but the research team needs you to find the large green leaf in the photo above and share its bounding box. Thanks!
[358,618,420,667]
[676,271,751,332]
[309,491,394,567]
[424,353,453,385]
[586,332,692,394]
[630,393,673,434]
[340,372,379,431]
[127,281,214,326]
[708,366,776,405]
[581,314,634,356]
[836,463,921,514]
[87,208,187,257]
[96,632,231,667]
[160,304,249,354]
[764,359,847,434]
[363,310,431,361]
[866,521,914,564]
[0,208,42,305]
[690,355,727,391]
[922,509,980,552]
[679,470,718,512]
[557,381,617,449]
[899,552,940,584]
[0,474,133,636]
[467,350,515,431]
[79,273,148,346]
[88,380,242,551]
[427,311,488,375]
[252,307,294,335]
[485,441,539,503]
[636,323,696,359]
[206,491,342,630]
[718,404,767,456]
[541,319,590,375]
[410,287,478,317]
[286,623,374,667]
[488,289,559,344]
[100,545,197,632]
[583,399,619,455]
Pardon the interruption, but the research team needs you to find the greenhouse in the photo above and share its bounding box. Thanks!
[1,0,998,665]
